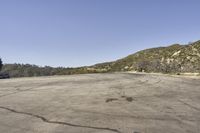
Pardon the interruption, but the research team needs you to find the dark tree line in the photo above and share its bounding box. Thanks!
[1,63,101,78]
[0,58,2,71]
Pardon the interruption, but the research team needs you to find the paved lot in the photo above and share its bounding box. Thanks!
[0,73,200,133]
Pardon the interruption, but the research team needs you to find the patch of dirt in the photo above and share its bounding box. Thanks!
[121,96,134,102]
[125,97,133,102]
[105,98,118,103]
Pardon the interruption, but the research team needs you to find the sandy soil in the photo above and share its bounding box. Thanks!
[0,73,200,133]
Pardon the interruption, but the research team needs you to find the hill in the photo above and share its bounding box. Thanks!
[92,40,200,73]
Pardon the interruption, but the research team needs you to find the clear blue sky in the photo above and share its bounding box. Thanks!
[0,0,200,67]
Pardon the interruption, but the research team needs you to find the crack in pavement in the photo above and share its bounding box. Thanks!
[0,106,121,133]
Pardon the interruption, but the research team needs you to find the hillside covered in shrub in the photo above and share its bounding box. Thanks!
[92,40,200,73]
[1,64,103,78]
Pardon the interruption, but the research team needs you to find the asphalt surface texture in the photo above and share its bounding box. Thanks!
[0,73,200,133]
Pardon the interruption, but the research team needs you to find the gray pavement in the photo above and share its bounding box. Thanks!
[0,73,200,133]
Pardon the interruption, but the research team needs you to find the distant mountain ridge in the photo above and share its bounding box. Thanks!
[1,40,200,77]
[91,40,200,73]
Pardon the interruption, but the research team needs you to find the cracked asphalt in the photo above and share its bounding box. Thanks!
[0,73,200,133]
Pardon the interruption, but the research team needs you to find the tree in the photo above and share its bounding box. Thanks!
[0,58,2,71]
[136,61,150,72]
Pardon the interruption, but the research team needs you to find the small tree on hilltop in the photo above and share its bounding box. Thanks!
[0,58,2,71]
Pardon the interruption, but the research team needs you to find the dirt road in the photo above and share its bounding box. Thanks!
[0,73,199,133]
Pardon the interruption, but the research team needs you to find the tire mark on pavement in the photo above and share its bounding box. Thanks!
[0,86,36,98]
[178,100,200,112]
[0,106,121,133]
[70,108,183,123]
[0,82,55,98]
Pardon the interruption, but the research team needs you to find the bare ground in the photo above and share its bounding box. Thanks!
[0,73,200,133]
